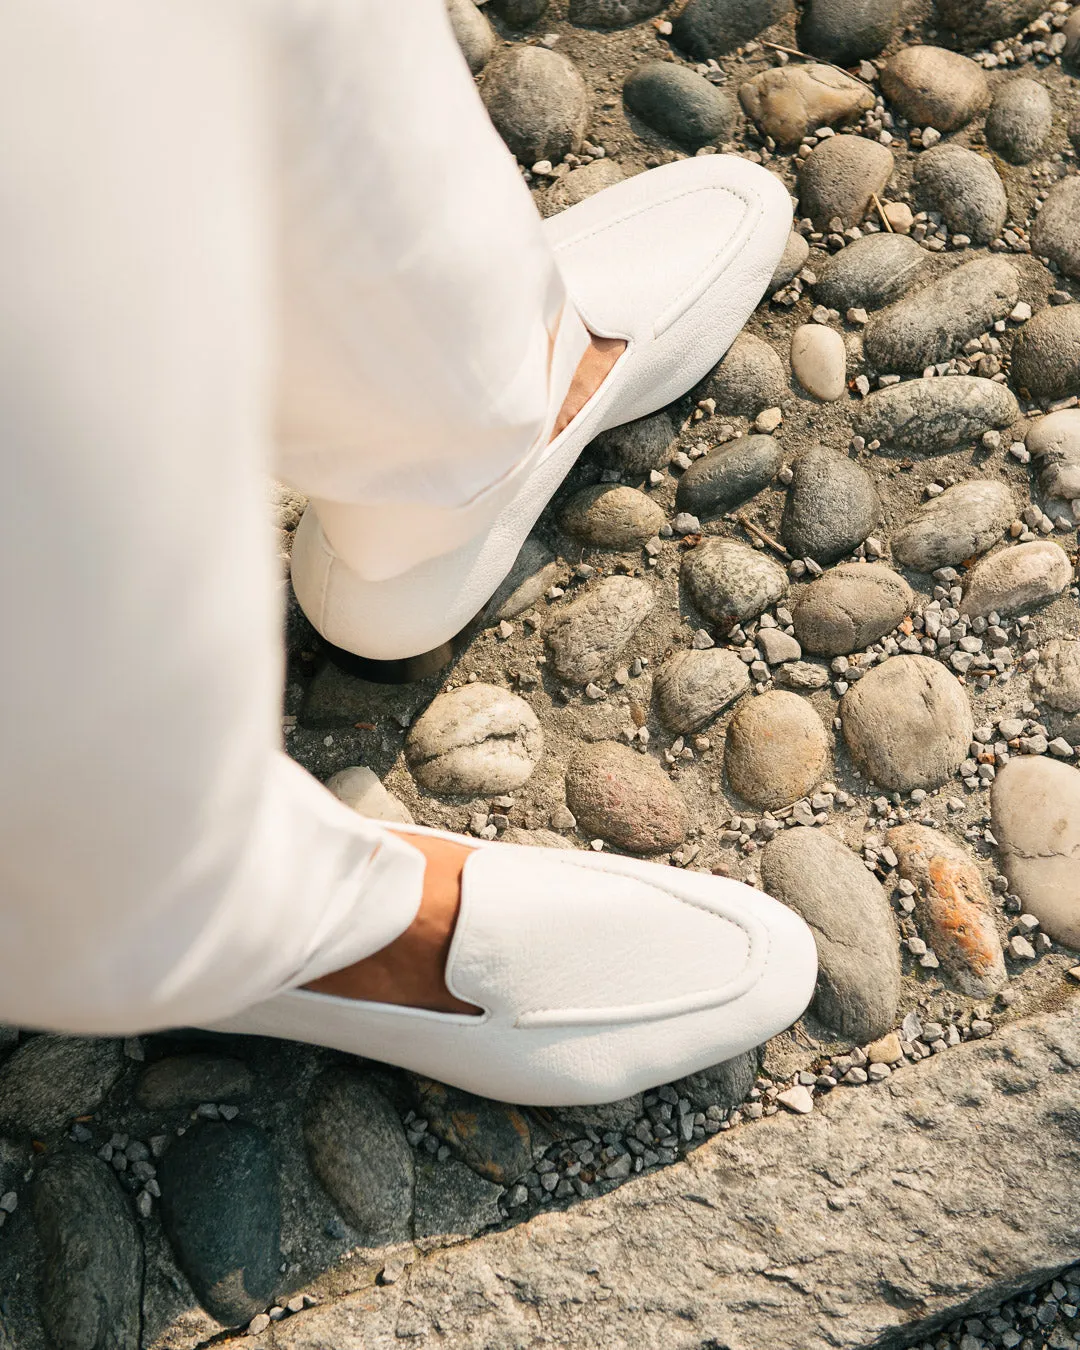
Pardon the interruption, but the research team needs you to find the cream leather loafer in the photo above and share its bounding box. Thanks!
[204,823,817,1107]
[290,156,793,670]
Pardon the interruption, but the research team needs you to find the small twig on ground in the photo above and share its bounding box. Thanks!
[759,40,878,94]
[872,193,894,233]
[737,514,791,560]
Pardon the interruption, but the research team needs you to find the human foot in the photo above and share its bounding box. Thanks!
[551,332,625,441]
[303,830,481,1016]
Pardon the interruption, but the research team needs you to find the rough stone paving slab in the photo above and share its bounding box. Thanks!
[255,1005,1080,1350]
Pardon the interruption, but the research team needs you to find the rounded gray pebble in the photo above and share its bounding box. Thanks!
[406,683,543,793]
[781,446,881,564]
[671,0,794,59]
[813,233,928,313]
[959,541,1074,619]
[623,61,737,150]
[797,134,895,230]
[891,480,1015,572]
[447,0,496,73]
[481,47,589,165]
[569,0,665,25]
[880,46,989,132]
[560,484,665,549]
[793,564,913,656]
[682,538,789,627]
[934,0,1046,47]
[1010,305,1080,404]
[675,435,784,520]
[135,1055,254,1111]
[841,654,974,791]
[852,377,1019,454]
[541,158,625,216]
[0,1037,124,1137]
[725,691,830,810]
[707,332,787,416]
[1031,177,1080,282]
[913,145,1007,245]
[653,647,751,733]
[985,78,1053,165]
[1033,638,1080,714]
[796,0,901,64]
[1027,409,1080,504]
[589,410,676,477]
[770,230,810,292]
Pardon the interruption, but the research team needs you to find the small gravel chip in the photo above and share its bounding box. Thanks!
[604,1154,632,1180]
[1049,737,1075,758]
[507,1184,528,1207]
[901,1011,923,1041]
[777,1085,814,1114]
[0,1192,16,1213]
[921,1021,945,1043]
[1008,935,1037,959]
[842,1068,868,1086]
[970,1019,993,1038]
[247,1314,271,1336]
[135,1190,153,1219]
[867,1063,891,1082]
[754,407,783,433]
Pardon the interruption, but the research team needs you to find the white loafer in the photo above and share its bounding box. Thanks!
[290,156,793,665]
[203,823,817,1107]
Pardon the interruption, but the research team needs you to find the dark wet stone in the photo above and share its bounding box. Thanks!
[670,1050,759,1114]
[793,564,913,656]
[892,480,1014,573]
[672,0,794,59]
[1010,305,1080,404]
[675,434,784,519]
[447,0,496,73]
[813,233,928,313]
[761,829,901,1043]
[880,46,989,132]
[623,61,737,149]
[852,377,1019,454]
[841,655,974,791]
[682,538,789,627]
[724,691,831,811]
[481,47,589,164]
[413,1156,503,1243]
[589,410,676,476]
[707,333,787,416]
[0,1036,124,1137]
[913,145,1008,245]
[412,1078,536,1185]
[569,0,665,24]
[159,1122,280,1326]
[934,0,1045,47]
[560,484,665,549]
[1031,177,1080,282]
[486,0,550,25]
[864,258,1018,374]
[797,134,894,230]
[653,647,751,734]
[304,1069,414,1246]
[985,78,1053,164]
[33,1152,143,1350]
[781,446,880,564]
[797,0,901,64]
[134,1055,254,1111]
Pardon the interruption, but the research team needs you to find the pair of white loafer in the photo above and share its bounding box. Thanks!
[214,158,819,1106]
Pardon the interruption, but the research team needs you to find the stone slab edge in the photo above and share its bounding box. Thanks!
[243,1001,1080,1350]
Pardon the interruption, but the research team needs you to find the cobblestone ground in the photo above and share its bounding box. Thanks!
[1,0,1080,1346]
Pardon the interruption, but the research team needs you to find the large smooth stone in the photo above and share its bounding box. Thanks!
[985,78,1053,164]
[1026,410,1080,505]
[565,742,688,853]
[781,446,880,564]
[1031,177,1080,282]
[760,829,900,1042]
[447,0,496,73]
[569,0,666,25]
[992,758,1080,948]
[1010,305,1080,404]
[913,146,1008,245]
[738,65,873,148]
[406,683,543,793]
[545,575,654,684]
[813,233,928,313]
[864,258,1018,374]
[888,825,1008,998]
[935,0,1046,46]
[33,1152,143,1350]
[880,46,989,132]
[589,410,676,476]
[707,332,787,416]
[670,1050,759,1115]
[797,134,894,230]
[770,230,810,292]
[682,538,789,626]
[326,765,414,824]
[958,541,1074,619]
[671,0,794,58]
[890,480,1015,572]
[303,1069,414,1245]
[724,692,830,810]
[159,1122,281,1326]
[853,377,1019,454]
[623,61,737,149]
[840,655,973,791]
[793,564,913,656]
[791,324,847,401]
[541,157,626,215]
[0,1037,124,1137]
[653,648,751,734]
[487,0,550,22]
[675,434,784,519]
[797,0,901,64]
[560,484,665,549]
[412,1079,536,1185]
[414,1156,503,1244]
[481,47,589,164]
[1033,638,1080,714]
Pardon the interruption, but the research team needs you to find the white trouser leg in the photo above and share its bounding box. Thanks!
[274,0,588,582]
[0,0,461,1036]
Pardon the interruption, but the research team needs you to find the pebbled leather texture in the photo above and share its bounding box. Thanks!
[203,821,818,1107]
[291,156,794,660]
